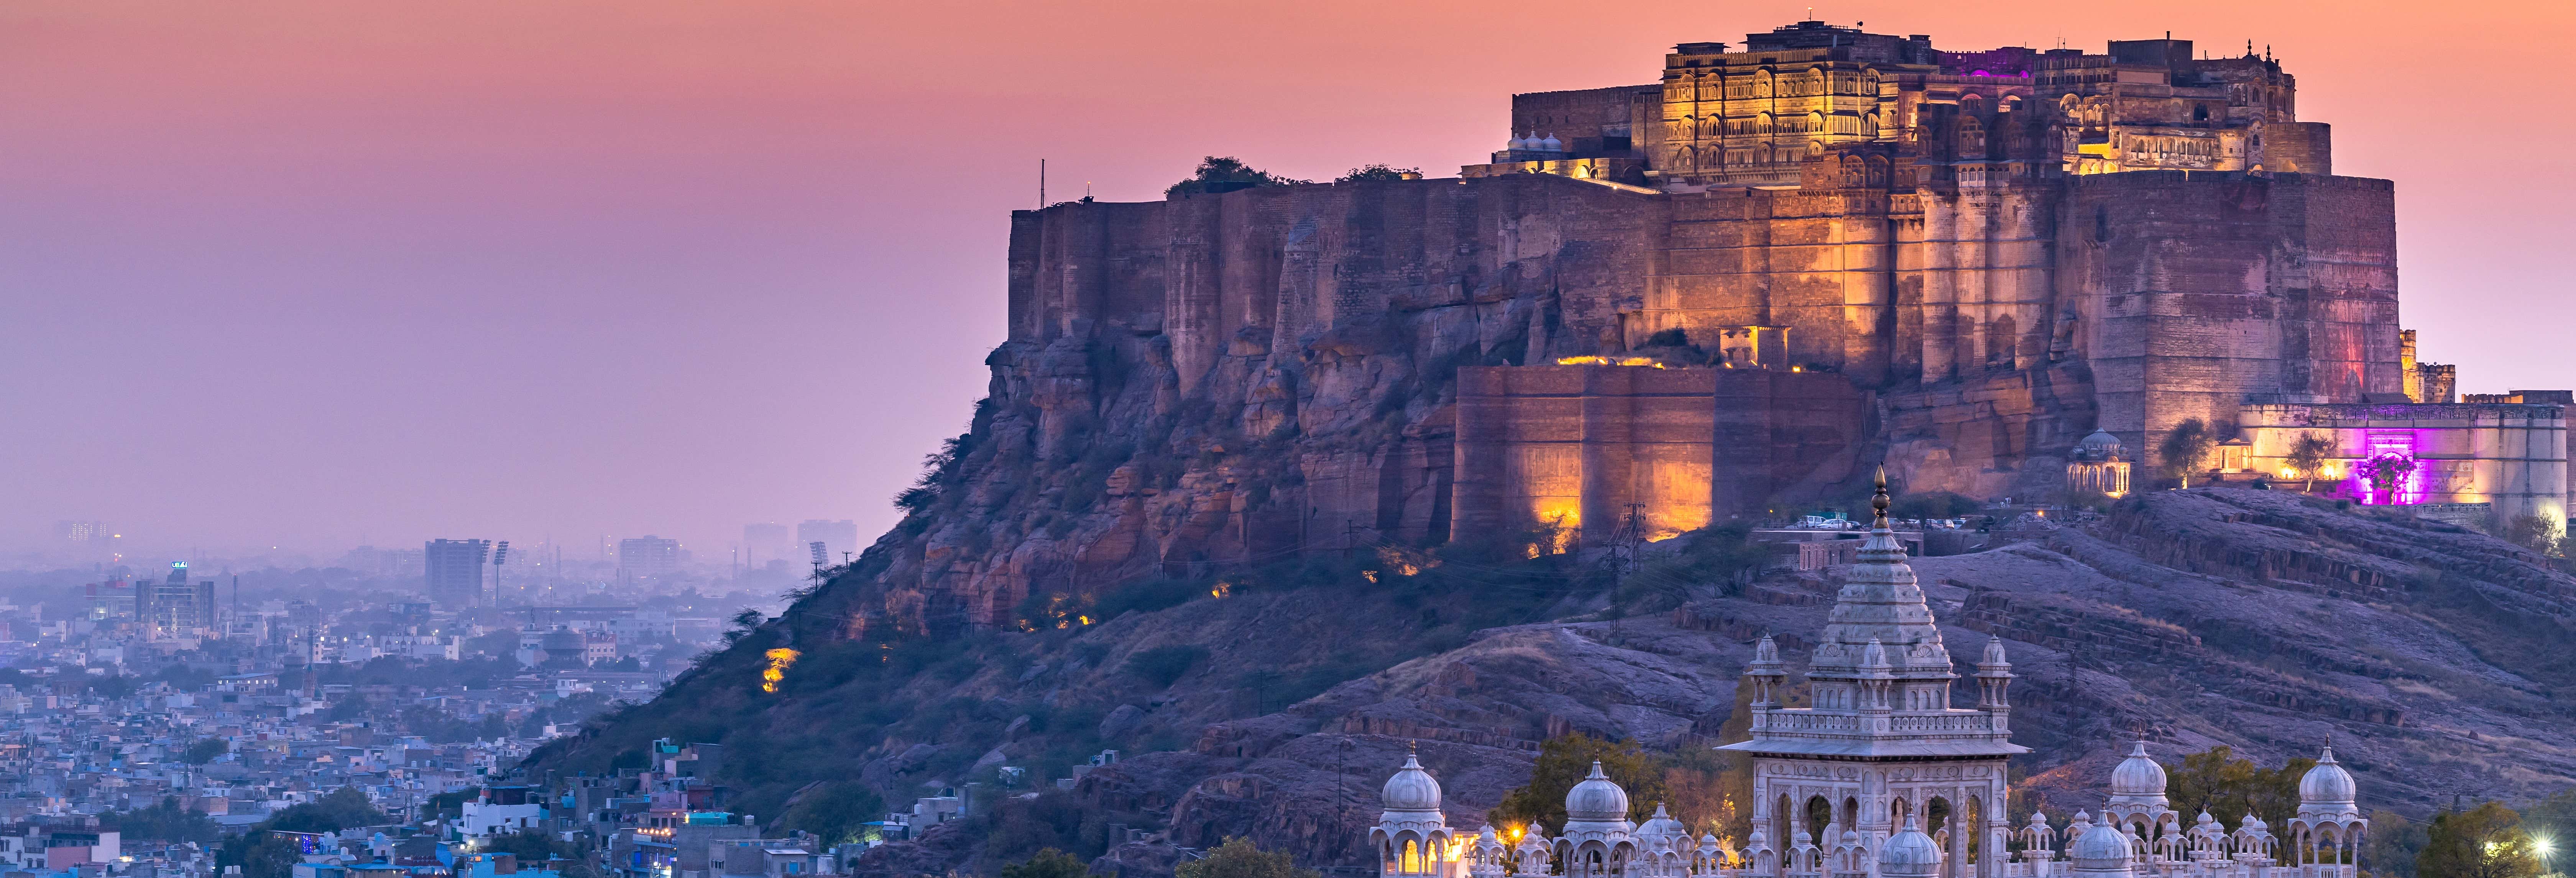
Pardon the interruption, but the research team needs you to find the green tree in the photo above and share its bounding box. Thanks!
[264,786,387,834]
[220,832,305,878]
[2504,513,2563,557]
[1166,157,1306,197]
[1001,849,1098,878]
[2418,802,2542,878]
[104,796,219,843]
[2364,810,2430,878]
[426,787,481,820]
[2160,418,2219,488]
[480,830,562,859]
[1175,838,1318,878]
[182,737,230,764]
[778,781,887,845]
[1889,491,1981,521]
[1124,645,1209,688]
[1486,733,1668,834]
[2518,788,2576,848]
[2285,433,2338,492]
[1336,164,1420,184]
[2160,746,2314,830]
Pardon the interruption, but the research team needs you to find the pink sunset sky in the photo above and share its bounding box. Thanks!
[5,0,2569,560]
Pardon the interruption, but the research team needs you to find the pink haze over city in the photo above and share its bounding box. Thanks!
[5,0,2571,560]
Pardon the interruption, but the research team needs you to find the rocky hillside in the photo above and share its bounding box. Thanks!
[524,486,2576,877]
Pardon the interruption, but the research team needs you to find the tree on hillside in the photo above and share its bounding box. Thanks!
[2284,433,2338,493]
[2363,810,2430,878]
[103,796,218,843]
[2160,419,2219,488]
[1175,838,1317,878]
[1166,157,1306,196]
[1661,684,1756,845]
[2160,746,2314,830]
[1890,491,1981,521]
[1123,645,1209,688]
[264,786,387,834]
[232,832,304,878]
[2518,788,2576,851]
[2417,802,2542,878]
[2504,513,2563,557]
[1001,849,1098,878]
[182,737,230,764]
[1336,164,1420,183]
[778,781,886,845]
[1486,733,1668,834]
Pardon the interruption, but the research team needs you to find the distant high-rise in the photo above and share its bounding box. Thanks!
[425,538,492,608]
[341,545,427,578]
[618,535,682,578]
[53,520,110,543]
[139,561,217,633]
[743,522,792,566]
[797,519,858,563]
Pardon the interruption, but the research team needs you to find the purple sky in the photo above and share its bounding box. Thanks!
[7,1,2570,561]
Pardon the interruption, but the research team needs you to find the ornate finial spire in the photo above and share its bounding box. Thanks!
[1872,466,1891,529]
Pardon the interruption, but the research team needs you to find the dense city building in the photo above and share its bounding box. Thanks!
[424,540,492,609]
[617,537,681,579]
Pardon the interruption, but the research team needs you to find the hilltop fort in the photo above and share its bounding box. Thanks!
[525,25,2576,875]
[964,20,2565,625]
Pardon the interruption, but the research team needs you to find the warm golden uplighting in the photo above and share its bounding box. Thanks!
[1361,569,1380,583]
[1556,356,1665,368]
[1375,546,1432,576]
[1210,581,1232,598]
[761,647,800,694]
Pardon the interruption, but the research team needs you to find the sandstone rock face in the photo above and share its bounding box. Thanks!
[882,163,2400,629]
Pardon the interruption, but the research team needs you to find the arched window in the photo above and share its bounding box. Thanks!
[1955,117,1985,158]
[1753,70,1773,98]
[1404,840,1422,874]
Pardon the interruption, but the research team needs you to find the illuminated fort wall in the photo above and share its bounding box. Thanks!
[2238,403,2570,524]
[1000,23,2408,554]
[1451,365,1868,541]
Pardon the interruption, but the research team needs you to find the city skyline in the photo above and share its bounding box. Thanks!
[8,0,2571,557]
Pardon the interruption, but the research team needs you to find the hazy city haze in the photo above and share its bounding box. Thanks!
[7,0,2569,557]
